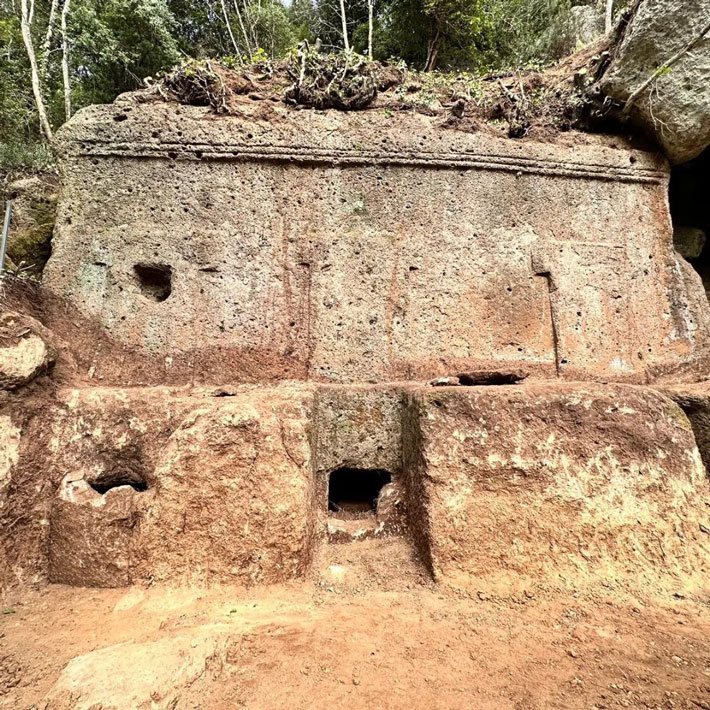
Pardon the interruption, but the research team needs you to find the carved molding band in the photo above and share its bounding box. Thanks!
[67,139,668,184]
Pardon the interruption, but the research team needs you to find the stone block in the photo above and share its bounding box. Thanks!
[404,383,710,593]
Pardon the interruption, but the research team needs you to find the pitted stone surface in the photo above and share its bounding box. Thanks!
[46,99,710,384]
[601,0,710,164]
[404,383,710,593]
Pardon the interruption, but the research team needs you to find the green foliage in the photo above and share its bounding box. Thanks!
[377,0,575,71]
[68,0,181,105]
[248,0,296,57]
[0,143,55,173]
[0,0,594,146]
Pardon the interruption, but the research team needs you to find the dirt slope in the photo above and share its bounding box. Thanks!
[2,538,710,710]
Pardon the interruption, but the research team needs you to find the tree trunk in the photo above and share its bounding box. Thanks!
[424,27,440,72]
[232,0,253,61]
[20,0,53,140]
[367,0,373,59]
[61,0,71,121]
[41,0,59,79]
[605,0,614,33]
[220,0,241,60]
[339,0,350,52]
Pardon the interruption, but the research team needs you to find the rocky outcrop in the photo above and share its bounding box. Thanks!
[570,4,604,46]
[4,175,58,277]
[5,376,710,596]
[674,226,706,260]
[404,383,710,594]
[45,386,315,587]
[0,312,55,389]
[600,0,710,164]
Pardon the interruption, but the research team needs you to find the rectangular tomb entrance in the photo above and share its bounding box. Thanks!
[327,467,405,542]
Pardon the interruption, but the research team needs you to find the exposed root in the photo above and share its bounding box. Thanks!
[284,43,378,111]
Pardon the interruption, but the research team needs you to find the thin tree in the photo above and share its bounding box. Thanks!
[339,0,350,51]
[61,0,72,120]
[41,0,60,79]
[19,0,53,140]
[424,26,440,71]
[220,0,241,58]
[605,0,614,34]
[232,0,253,60]
[367,0,373,59]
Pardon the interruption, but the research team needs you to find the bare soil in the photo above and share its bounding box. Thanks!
[2,538,710,710]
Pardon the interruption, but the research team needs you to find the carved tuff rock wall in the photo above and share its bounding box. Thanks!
[5,97,710,598]
[48,97,710,384]
[4,380,710,593]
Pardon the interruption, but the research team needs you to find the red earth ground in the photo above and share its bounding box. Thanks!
[2,538,710,710]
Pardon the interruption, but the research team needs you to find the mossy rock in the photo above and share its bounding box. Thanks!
[5,176,58,278]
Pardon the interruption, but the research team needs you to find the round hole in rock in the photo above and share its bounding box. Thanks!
[328,468,391,517]
[134,263,172,302]
[88,469,148,495]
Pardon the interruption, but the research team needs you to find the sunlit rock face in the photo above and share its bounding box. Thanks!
[4,94,710,599]
[47,97,710,385]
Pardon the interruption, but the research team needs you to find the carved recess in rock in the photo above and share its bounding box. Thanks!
[42,386,316,587]
[5,381,710,593]
[49,472,151,587]
[314,386,407,542]
[47,100,710,384]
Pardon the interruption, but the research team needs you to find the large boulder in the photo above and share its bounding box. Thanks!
[570,4,605,46]
[600,0,710,164]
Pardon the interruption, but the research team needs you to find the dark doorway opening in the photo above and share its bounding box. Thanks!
[670,147,710,300]
[88,469,148,495]
[328,468,391,517]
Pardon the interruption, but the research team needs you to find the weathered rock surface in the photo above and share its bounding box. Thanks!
[44,386,315,586]
[0,311,55,389]
[44,629,225,710]
[404,383,710,593]
[600,0,710,164]
[49,473,151,587]
[4,175,58,276]
[658,381,710,473]
[4,379,710,595]
[570,4,604,45]
[45,98,710,384]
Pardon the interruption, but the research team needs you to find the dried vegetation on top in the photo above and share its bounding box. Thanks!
[154,40,612,141]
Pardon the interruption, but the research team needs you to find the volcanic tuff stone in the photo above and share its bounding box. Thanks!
[674,226,706,260]
[4,379,710,595]
[600,0,710,164]
[404,383,710,594]
[46,96,710,385]
[0,312,55,390]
